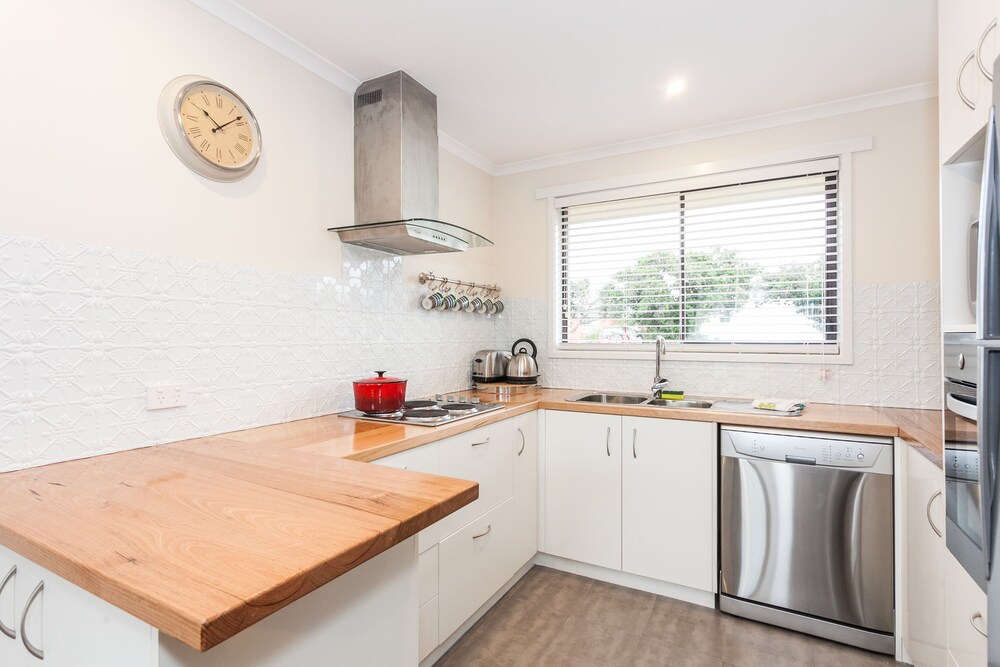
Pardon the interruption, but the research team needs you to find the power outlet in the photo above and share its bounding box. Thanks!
[146,385,189,410]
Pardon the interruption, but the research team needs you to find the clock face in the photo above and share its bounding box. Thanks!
[178,84,256,168]
[157,76,261,182]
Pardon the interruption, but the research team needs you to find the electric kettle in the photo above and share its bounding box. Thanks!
[506,338,540,385]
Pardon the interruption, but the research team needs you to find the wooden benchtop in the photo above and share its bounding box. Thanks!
[0,386,942,653]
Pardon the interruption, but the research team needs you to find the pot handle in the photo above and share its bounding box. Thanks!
[511,338,537,358]
[375,371,386,377]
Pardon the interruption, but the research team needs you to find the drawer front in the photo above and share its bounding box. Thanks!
[418,545,438,607]
[419,596,439,662]
[423,421,513,545]
[438,499,516,642]
[371,442,439,474]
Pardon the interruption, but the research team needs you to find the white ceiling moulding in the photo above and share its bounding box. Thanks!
[187,0,361,93]
[493,82,936,177]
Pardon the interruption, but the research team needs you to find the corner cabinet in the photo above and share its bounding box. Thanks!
[543,410,717,594]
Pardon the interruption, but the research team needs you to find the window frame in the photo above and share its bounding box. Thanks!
[541,139,869,364]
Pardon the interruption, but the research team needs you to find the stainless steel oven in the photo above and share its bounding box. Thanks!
[944,333,986,591]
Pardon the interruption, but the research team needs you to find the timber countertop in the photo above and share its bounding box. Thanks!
[0,387,941,653]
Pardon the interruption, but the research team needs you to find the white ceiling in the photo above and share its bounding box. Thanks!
[213,0,937,171]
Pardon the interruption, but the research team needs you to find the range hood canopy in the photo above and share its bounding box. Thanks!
[329,71,493,255]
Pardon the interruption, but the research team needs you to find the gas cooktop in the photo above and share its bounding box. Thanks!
[339,393,504,427]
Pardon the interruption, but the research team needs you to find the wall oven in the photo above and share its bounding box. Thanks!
[944,333,986,592]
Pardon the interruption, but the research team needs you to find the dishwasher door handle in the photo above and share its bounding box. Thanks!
[784,455,817,465]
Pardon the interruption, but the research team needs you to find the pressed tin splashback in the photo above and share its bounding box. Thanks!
[0,232,938,472]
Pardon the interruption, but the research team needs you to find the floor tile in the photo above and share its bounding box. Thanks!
[631,636,724,667]
[505,565,595,614]
[812,638,898,667]
[538,616,642,666]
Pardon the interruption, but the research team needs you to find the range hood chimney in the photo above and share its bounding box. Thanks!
[329,71,493,255]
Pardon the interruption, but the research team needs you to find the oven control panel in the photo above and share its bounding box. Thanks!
[946,447,980,482]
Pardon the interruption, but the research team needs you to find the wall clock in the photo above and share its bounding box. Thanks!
[157,75,262,182]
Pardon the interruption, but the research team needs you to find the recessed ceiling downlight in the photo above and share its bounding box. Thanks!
[665,79,685,96]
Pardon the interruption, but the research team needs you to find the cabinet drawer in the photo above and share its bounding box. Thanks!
[418,545,438,607]
[438,499,516,642]
[423,421,513,546]
[418,595,438,662]
[371,442,439,474]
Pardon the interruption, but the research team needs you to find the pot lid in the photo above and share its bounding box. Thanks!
[355,371,406,384]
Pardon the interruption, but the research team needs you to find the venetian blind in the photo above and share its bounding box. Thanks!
[557,164,840,352]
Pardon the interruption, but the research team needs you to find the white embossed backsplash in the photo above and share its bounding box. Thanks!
[0,235,498,472]
[0,232,940,473]
[495,283,941,411]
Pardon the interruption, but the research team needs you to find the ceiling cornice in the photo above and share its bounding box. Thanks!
[491,82,937,176]
[188,0,935,179]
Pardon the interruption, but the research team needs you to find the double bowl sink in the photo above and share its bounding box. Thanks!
[567,392,714,409]
[565,392,803,416]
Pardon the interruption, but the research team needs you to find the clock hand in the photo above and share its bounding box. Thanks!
[190,103,223,131]
[214,116,244,131]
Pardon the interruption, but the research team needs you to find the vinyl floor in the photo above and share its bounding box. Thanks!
[435,566,900,667]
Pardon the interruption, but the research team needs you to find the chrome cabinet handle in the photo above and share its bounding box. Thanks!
[632,428,637,459]
[517,428,525,456]
[20,580,43,660]
[605,427,611,457]
[959,51,977,110]
[978,19,997,81]
[972,611,988,637]
[472,525,492,540]
[0,565,15,640]
[471,437,491,447]
[927,490,943,538]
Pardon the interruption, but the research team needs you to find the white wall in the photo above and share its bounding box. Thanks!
[492,99,939,297]
[491,100,941,408]
[0,0,496,281]
[0,0,497,471]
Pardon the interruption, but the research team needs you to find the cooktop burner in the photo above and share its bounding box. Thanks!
[363,410,403,417]
[340,393,503,427]
[441,403,477,413]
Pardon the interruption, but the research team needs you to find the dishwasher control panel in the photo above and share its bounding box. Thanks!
[722,427,893,473]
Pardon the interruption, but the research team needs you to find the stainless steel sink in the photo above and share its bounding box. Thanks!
[646,399,714,409]
[566,393,649,405]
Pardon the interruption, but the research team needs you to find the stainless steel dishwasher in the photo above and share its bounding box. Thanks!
[719,425,895,654]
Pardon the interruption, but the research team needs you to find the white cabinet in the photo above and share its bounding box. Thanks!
[905,444,947,667]
[621,417,716,592]
[437,499,516,641]
[544,411,622,570]
[946,550,988,667]
[424,420,514,548]
[940,0,990,162]
[0,543,154,667]
[512,412,538,568]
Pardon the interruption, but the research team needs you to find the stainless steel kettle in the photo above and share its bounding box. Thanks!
[506,338,539,385]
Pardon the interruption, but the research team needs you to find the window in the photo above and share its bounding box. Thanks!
[555,159,843,358]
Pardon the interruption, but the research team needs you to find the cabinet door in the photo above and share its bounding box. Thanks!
[905,444,947,667]
[946,550,988,667]
[438,499,515,642]
[15,557,154,667]
[544,411,622,570]
[0,545,21,667]
[621,416,716,591]
[512,411,538,568]
[940,0,989,162]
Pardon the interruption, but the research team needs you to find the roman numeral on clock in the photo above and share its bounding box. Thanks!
[234,144,245,155]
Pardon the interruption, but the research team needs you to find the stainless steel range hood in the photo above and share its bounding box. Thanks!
[329,71,493,255]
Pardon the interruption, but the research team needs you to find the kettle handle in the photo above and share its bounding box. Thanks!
[511,338,537,358]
